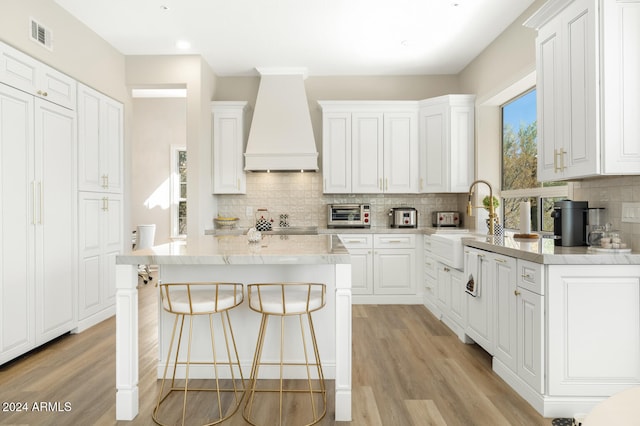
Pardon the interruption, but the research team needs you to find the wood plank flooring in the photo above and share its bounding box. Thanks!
[0,276,553,425]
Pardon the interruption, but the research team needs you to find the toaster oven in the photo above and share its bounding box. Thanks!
[327,204,371,228]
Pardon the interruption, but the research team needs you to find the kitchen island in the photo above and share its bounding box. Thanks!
[114,234,352,422]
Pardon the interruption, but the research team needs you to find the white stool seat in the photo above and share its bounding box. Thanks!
[162,289,241,314]
[248,287,324,314]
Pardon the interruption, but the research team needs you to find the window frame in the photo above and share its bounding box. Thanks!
[170,144,187,239]
[500,86,570,233]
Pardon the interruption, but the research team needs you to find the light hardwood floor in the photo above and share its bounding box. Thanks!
[0,276,553,425]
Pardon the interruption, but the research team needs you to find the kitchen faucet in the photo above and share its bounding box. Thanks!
[467,179,497,236]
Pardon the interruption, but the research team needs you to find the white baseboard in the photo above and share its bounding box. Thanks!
[352,294,423,304]
[74,306,116,333]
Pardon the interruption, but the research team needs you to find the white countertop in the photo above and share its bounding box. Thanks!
[463,234,640,265]
[117,234,351,265]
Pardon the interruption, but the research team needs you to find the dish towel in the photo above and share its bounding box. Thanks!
[466,250,479,297]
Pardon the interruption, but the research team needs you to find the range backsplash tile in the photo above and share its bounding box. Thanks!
[215,172,460,229]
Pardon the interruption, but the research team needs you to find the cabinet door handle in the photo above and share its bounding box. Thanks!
[379,178,383,191]
[102,197,109,211]
[514,290,521,296]
[37,90,48,97]
[237,178,240,190]
[385,178,388,191]
[32,181,37,225]
[419,178,423,191]
[495,258,507,264]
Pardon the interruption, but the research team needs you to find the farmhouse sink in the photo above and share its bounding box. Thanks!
[430,233,468,269]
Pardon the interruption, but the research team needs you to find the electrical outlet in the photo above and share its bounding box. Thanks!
[621,202,640,223]
[245,206,253,218]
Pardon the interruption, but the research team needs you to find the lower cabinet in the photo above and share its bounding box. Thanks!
[78,192,123,330]
[547,264,640,396]
[340,233,419,303]
[435,263,465,332]
[464,248,494,354]
[493,254,518,372]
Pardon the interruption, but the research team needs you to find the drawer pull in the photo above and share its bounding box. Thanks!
[521,273,533,279]
[495,258,507,264]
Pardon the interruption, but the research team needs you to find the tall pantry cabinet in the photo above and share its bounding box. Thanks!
[77,83,124,331]
[0,44,78,364]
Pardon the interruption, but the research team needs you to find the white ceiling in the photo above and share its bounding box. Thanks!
[54,0,535,77]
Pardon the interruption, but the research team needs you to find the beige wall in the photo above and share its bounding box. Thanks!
[131,98,186,245]
[126,55,217,239]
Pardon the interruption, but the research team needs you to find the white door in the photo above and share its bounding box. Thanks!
[34,99,76,344]
[517,288,544,393]
[352,113,383,193]
[383,112,418,193]
[374,249,415,294]
[103,99,123,192]
[322,112,351,193]
[0,84,36,363]
[349,249,373,295]
[419,103,447,192]
[493,255,517,372]
[464,250,493,354]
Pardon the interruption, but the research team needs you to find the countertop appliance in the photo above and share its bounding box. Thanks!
[327,203,371,228]
[432,211,461,227]
[389,207,417,228]
[551,200,588,246]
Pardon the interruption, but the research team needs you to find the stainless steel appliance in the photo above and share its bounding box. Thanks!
[389,207,417,228]
[551,200,588,246]
[432,211,461,227]
[327,204,371,228]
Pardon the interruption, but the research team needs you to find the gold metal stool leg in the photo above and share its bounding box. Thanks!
[152,283,245,426]
[243,283,327,426]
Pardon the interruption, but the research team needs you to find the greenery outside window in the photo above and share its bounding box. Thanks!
[171,145,187,238]
[501,88,568,232]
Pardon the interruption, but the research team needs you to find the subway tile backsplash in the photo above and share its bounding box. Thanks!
[215,173,460,229]
[572,175,640,251]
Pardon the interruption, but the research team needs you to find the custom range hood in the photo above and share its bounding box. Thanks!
[244,68,319,172]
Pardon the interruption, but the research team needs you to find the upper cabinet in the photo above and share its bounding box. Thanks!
[319,101,419,194]
[526,0,640,181]
[212,101,247,194]
[418,95,475,193]
[77,83,123,193]
[0,42,76,110]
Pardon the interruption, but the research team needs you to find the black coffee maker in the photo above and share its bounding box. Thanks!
[551,200,588,246]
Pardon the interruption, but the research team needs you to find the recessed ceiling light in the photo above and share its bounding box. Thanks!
[160,5,170,11]
[176,40,191,50]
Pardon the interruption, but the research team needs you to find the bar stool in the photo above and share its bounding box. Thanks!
[243,283,327,426]
[153,282,245,426]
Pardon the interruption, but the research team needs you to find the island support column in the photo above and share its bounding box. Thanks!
[115,264,139,420]
[334,263,352,421]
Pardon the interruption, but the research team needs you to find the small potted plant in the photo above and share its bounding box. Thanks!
[482,195,500,212]
[482,195,502,237]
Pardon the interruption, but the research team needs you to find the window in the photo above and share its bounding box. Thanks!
[171,145,187,238]
[501,88,567,232]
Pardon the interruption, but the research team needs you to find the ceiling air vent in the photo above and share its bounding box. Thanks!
[30,18,53,50]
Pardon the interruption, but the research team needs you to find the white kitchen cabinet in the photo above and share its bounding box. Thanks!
[0,42,76,110]
[516,284,544,393]
[212,101,247,194]
[423,235,440,317]
[435,261,466,337]
[493,254,518,373]
[418,95,475,193]
[339,234,419,303]
[527,0,640,180]
[0,82,77,364]
[321,112,351,193]
[547,264,640,396]
[464,248,494,354]
[319,101,419,194]
[338,234,373,295]
[77,83,123,193]
[78,192,123,330]
[373,234,417,295]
